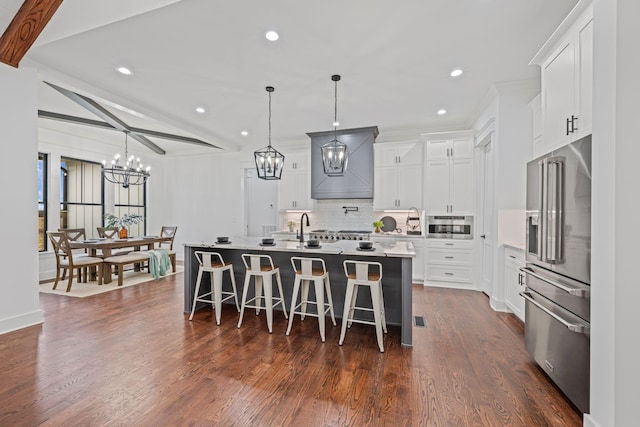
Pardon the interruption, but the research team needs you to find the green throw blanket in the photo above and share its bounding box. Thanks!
[147,249,171,279]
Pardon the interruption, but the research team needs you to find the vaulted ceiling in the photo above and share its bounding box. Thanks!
[1,0,579,157]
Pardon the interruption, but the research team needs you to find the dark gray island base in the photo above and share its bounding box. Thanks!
[183,239,415,346]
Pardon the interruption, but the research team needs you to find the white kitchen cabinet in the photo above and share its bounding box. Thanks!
[529,93,543,155]
[373,141,423,210]
[278,151,313,210]
[531,2,592,157]
[423,131,474,215]
[503,246,526,321]
[425,239,474,288]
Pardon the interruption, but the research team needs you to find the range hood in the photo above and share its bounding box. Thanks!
[307,126,378,199]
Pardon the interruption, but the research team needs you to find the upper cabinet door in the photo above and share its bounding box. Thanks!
[531,2,592,156]
[425,139,450,161]
[542,40,576,150]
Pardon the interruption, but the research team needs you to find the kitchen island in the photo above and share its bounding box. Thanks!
[183,238,415,346]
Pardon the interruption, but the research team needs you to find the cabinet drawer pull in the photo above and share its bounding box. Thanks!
[445,256,454,259]
[566,117,571,135]
[445,243,454,246]
[444,272,454,276]
[509,255,516,259]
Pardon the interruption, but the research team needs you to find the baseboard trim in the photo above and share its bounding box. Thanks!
[490,296,508,312]
[583,414,600,427]
[0,310,44,335]
[424,281,475,290]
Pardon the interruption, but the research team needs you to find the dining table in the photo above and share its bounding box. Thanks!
[69,236,171,284]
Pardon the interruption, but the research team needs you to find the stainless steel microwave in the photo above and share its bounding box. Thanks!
[426,216,473,239]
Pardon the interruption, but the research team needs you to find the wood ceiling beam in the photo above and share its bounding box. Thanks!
[0,0,64,68]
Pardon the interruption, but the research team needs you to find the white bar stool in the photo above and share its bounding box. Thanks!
[286,257,337,342]
[189,251,239,325]
[237,254,288,333]
[339,260,387,352]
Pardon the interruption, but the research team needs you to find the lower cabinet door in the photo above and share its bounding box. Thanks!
[425,264,472,283]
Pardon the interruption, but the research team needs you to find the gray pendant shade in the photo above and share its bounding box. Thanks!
[321,74,348,176]
[254,86,285,180]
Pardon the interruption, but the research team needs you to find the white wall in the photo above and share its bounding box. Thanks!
[472,81,536,309]
[587,1,640,426]
[0,65,44,334]
[148,151,247,257]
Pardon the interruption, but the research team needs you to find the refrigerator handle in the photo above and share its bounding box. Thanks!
[545,156,564,263]
[537,159,546,261]
[520,267,589,297]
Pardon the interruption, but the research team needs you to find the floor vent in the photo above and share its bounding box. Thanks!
[413,315,426,327]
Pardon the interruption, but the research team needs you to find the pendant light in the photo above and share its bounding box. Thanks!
[254,86,285,180]
[102,130,150,188]
[321,74,348,176]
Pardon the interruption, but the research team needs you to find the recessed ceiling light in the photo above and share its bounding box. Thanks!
[195,107,206,114]
[116,66,133,75]
[450,69,463,77]
[241,131,249,136]
[437,109,447,115]
[265,31,279,41]
[332,121,340,127]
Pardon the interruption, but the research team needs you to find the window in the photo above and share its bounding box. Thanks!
[113,184,147,236]
[38,153,47,251]
[60,157,103,238]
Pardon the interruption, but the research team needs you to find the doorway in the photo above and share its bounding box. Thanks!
[478,135,494,296]
[244,168,278,237]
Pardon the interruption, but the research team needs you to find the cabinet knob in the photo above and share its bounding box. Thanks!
[480,234,486,239]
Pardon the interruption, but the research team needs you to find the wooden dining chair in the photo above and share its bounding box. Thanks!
[59,227,88,281]
[97,227,119,239]
[159,226,178,272]
[47,231,104,292]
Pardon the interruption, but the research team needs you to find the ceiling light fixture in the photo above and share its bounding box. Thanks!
[437,109,447,115]
[321,74,348,177]
[241,130,249,136]
[254,86,284,180]
[265,30,279,41]
[116,66,133,75]
[195,107,205,113]
[102,131,150,188]
[450,69,463,77]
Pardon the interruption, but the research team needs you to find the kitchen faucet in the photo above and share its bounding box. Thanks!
[299,213,310,244]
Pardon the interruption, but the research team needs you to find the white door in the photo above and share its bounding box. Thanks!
[480,142,494,296]
[245,168,278,238]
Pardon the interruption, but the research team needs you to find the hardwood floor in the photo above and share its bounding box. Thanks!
[0,274,582,426]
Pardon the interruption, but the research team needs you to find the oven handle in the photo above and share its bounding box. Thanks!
[520,291,589,335]
[520,267,589,298]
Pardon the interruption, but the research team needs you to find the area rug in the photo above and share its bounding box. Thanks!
[39,266,184,298]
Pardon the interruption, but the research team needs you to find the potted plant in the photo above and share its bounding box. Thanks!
[104,213,145,239]
[372,220,384,233]
[287,220,296,232]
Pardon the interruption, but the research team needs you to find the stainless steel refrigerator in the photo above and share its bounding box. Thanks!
[521,135,591,413]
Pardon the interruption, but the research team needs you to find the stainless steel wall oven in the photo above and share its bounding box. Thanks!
[426,216,473,239]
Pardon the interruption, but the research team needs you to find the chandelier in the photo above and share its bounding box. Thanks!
[321,74,348,176]
[254,86,285,180]
[102,131,150,188]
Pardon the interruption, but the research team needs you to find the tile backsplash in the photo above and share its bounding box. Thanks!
[278,199,423,234]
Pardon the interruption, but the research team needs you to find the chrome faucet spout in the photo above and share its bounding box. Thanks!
[300,213,310,244]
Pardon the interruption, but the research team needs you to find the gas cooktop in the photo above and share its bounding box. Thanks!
[309,230,371,241]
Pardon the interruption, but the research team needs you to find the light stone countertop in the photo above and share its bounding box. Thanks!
[184,237,416,258]
[503,242,526,251]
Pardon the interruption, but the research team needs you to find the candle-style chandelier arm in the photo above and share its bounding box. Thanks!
[102,131,151,188]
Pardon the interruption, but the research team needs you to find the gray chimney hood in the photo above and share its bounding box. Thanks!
[307,126,378,199]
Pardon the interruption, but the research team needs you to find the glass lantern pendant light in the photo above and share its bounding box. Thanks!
[254,86,285,180]
[102,130,151,188]
[321,74,348,176]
